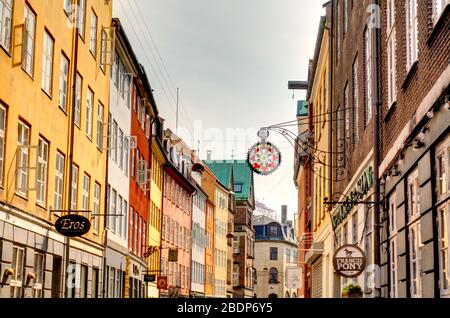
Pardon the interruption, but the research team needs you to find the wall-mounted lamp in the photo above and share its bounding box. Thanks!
[412,139,425,150]
[26,272,36,286]
[390,165,401,177]
[397,154,405,166]
[445,95,450,111]
[417,127,429,142]
[426,110,434,119]
[1,268,14,285]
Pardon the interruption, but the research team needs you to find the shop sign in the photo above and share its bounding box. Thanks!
[157,276,168,290]
[55,214,91,237]
[285,267,302,289]
[333,245,366,278]
[144,274,156,283]
[331,166,373,228]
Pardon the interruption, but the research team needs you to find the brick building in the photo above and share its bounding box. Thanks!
[378,0,450,298]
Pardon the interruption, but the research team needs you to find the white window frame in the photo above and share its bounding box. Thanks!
[387,0,397,108]
[365,27,373,125]
[409,222,422,298]
[0,0,14,52]
[96,102,104,150]
[438,204,450,296]
[16,121,30,196]
[89,10,97,56]
[436,137,450,200]
[432,0,449,26]
[0,105,6,186]
[78,0,86,38]
[36,138,49,207]
[54,152,65,211]
[23,4,36,77]
[86,88,94,139]
[41,30,54,95]
[59,53,70,112]
[124,137,129,177]
[75,73,82,127]
[405,0,418,71]
[118,129,124,170]
[110,188,117,233]
[389,192,398,298]
[93,182,100,233]
[32,252,44,298]
[113,120,118,163]
[407,169,420,222]
[70,164,78,210]
[123,200,128,240]
[82,174,90,218]
[11,246,24,298]
[117,195,123,237]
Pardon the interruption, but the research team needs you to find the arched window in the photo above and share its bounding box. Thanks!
[268,293,278,299]
[285,291,290,298]
[292,292,297,298]
[269,267,278,284]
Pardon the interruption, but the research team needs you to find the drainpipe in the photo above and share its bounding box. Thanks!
[64,0,79,298]
[372,0,382,299]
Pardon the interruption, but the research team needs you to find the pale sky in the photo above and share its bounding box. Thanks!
[114,0,325,220]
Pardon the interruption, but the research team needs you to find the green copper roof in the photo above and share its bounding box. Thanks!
[204,160,254,201]
[297,100,308,117]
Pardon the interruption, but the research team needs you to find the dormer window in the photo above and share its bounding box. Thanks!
[234,182,243,193]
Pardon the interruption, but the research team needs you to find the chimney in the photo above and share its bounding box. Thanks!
[206,150,212,161]
[281,205,287,224]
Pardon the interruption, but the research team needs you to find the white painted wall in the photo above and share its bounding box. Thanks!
[107,50,132,248]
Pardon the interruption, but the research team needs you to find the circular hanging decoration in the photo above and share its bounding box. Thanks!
[247,141,282,175]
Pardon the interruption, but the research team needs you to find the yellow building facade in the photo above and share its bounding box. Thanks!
[148,135,165,297]
[0,0,112,298]
[304,16,334,299]
[214,183,229,298]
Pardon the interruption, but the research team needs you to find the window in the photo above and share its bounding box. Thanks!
[129,207,134,249]
[93,183,100,233]
[54,152,65,211]
[32,252,44,298]
[23,4,36,76]
[387,0,397,108]
[0,105,5,185]
[405,0,418,71]
[11,246,24,298]
[75,73,82,127]
[111,188,117,232]
[286,248,291,263]
[409,222,422,298]
[92,268,99,298]
[86,88,94,138]
[365,27,373,125]
[36,138,49,206]
[82,174,90,218]
[0,0,13,51]
[390,238,398,298]
[131,148,135,178]
[123,200,128,240]
[270,247,278,260]
[78,0,86,38]
[432,0,450,25]
[117,195,122,236]
[269,267,278,284]
[436,139,450,198]
[389,192,397,236]
[344,84,350,160]
[89,10,97,56]
[134,210,138,253]
[78,264,87,298]
[113,121,118,163]
[407,169,420,221]
[96,103,104,149]
[343,0,348,34]
[41,31,54,95]
[63,0,71,14]
[124,137,129,177]
[119,129,123,170]
[16,121,30,196]
[439,206,450,294]
[100,29,107,71]
[352,56,359,146]
[336,0,341,61]
[59,54,70,112]
[70,164,79,210]
[234,183,243,193]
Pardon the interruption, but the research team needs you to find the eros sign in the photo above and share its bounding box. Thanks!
[55,214,91,237]
[333,245,366,278]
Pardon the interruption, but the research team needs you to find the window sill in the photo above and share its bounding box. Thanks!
[22,67,34,81]
[36,202,47,210]
[384,101,397,122]
[402,61,418,91]
[41,88,52,100]
[427,5,450,46]
[15,192,29,201]
[0,43,12,57]
[59,105,68,116]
